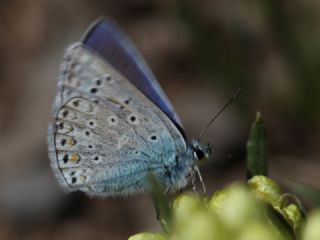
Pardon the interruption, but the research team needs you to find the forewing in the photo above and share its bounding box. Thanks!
[82,18,184,134]
[48,44,186,196]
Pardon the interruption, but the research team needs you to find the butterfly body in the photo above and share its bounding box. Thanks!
[48,18,210,196]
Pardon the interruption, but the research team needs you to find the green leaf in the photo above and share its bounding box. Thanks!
[147,173,172,234]
[246,112,268,179]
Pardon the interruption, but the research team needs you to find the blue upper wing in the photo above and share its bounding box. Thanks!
[81,17,184,136]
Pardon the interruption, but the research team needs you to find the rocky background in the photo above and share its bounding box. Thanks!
[0,0,319,239]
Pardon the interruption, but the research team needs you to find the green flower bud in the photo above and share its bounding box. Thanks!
[237,222,284,240]
[172,193,204,230]
[209,184,262,230]
[173,211,225,240]
[282,203,303,235]
[248,175,282,208]
[128,232,168,240]
[302,209,320,240]
[208,190,227,214]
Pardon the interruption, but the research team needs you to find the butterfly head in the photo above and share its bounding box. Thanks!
[190,140,211,163]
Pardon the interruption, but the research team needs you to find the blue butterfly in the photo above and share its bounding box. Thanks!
[48,18,211,196]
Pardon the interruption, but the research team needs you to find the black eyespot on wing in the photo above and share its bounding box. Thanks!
[62,110,69,118]
[61,139,67,146]
[96,79,101,85]
[150,135,157,141]
[124,98,131,104]
[130,115,136,122]
[72,100,79,107]
[57,122,64,130]
[63,154,69,163]
[71,177,77,184]
[90,88,98,94]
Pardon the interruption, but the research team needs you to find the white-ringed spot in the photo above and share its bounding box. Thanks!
[90,88,98,94]
[108,116,118,125]
[150,134,158,142]
[92,155,102,163]
[127,114,139,125]
[87,120,96,128]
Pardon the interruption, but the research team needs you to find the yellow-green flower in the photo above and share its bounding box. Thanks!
[128,232,168,240]
[248,175,282,209]
[302,209,320,240]
[129,178,308,240]
[209,183,263,232]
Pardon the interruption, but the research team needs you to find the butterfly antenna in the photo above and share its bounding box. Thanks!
[198,88,243,141]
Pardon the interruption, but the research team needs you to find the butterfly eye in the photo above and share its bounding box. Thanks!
[194,149,205,160]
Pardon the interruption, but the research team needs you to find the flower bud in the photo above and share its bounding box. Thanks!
[302,209,320,240]
[128,232,168,240]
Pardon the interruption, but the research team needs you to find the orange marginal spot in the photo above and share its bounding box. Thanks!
[79,175,86,183]
[67,138,76,146]
[70,154,80,164]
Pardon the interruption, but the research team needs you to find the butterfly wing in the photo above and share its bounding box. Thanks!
[82,18,184,135]
[48,43,189,196]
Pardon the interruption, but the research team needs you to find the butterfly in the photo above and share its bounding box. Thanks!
[48,17,211,197]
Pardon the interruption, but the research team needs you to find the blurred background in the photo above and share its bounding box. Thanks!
[0,0,320,239]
